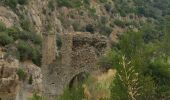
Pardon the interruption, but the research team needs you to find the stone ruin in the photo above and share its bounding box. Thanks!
[41,32,109,99]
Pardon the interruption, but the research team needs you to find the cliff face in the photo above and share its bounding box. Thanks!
[0,52,19,100]
[0,47,42,100]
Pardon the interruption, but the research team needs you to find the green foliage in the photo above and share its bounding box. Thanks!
[17,68,27,81]
[2,0,27,9]
[17,41,33,61]
[98,50,116,70]
[0,22,6,32]
[6,27,20,40]
[58,85,84,100]
[4,0,18,9]
[104,3,112,12]
[29,94,43,100]
[145,60,170,98]
[20,17,33,32]
[17,41,41,66]
[18,0,28,5]
[113,0,170,18]
[85,24,95,33]
[56,0,82,8]
[99,25,112,36]
[110,56,140,100]
[0,32,14,46]
[19,31,42,45]
[48,0,56,11]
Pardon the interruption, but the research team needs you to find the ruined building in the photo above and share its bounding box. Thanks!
[41,31,109,99]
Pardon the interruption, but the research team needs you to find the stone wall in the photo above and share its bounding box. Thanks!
[41,32,56,66]
[41,32,109,99]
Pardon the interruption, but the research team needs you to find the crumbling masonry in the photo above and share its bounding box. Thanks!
[41,32,109,99]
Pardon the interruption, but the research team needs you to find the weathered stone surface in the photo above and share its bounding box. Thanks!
[0,52,19,100]
[20,61,42,93]
[0,6,19,28]
[42,32,109,99]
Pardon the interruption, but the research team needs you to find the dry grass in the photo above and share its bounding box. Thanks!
[83,69,116,100]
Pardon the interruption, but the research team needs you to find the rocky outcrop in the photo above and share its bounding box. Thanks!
[0,6,20,28]
[0,51,19,100]
[0,47,42,100]
[20,61,42,93]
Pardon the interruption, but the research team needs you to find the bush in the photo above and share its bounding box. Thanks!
[20,18,32,31]
[4,0,18,9]
[0,22,6,32]
[99,26,112,36]
[29,93,43,100]
[56,0,82,8]
[19,31,42,45]
[0,32,14,46]
[114,19,126,28]
[58,85,84,100]
[104,3,112,12]
[48,0,56,11]
[17,41,33,61]
[6,27,21,40]
[18,0,28,5]
[85,24,95,33]
[17,41,41,66]
[17,68,27,81]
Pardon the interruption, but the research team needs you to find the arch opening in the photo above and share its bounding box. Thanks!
[69,72,89,89]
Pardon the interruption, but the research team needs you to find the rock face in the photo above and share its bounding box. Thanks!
[20,61,42,93]
[16,61,42,100]
[0,6,19,28]
[0,52,19,100]
[0,47,42,100]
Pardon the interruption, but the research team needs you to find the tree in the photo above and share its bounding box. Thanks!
[110,56,141,100]
[110,56,156,100]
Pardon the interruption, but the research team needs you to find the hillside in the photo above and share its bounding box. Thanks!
[0,0,170,100]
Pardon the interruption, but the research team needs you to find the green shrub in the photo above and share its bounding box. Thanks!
[4,0,18,9]
[56,0,82,8]
[17,68,27,81]
[99,25,112,36]
[20,18,32,31]
[85,24,95,33]
[17,41,41,66]
[104,3,112,12]
[17,41,33,61]
[0,22,6,32]
[0,32,14,46]
[114,19,126,28]
[19,31,42,45]
[29,93,43,100]
[48,0,56,11]
[18,0,28,5]
[6,27,21,40]
[58,85,84,100]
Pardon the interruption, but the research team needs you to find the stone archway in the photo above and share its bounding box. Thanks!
[69,72,89,89]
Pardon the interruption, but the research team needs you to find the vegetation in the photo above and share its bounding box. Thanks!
[17,68,27,81]
[0,21,42,66]
[29,94,43,100]
[58,85,85,100]
[1,0,28,9]
[0,32,14,46]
